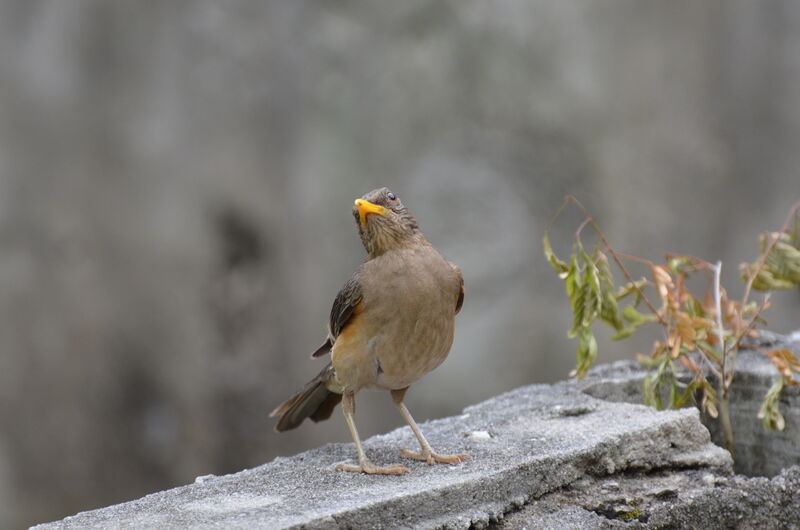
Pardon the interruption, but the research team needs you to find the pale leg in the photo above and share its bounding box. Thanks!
[391,388,469,465]
[336,390,409,474]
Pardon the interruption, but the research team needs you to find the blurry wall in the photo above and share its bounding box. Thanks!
[1,1,799,527]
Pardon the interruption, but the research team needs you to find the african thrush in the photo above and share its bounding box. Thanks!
[270,187,466,474]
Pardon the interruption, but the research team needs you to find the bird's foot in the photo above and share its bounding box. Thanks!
[400,449,470,465]
[336,460,410,475]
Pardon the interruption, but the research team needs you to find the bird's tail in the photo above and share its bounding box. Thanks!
[269,362,343,432]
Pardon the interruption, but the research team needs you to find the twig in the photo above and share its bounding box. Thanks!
[713,261,727,378]
[711,261,735,453]
[728,294,772,385]
[698,347,722,379]
[616,252,655,266]
[575,217,593,240]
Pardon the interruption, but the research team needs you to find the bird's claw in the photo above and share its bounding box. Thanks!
[400,449,470,465]
[336,461,410,475]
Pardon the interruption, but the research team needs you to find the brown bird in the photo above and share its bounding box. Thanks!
[270,187,466,474]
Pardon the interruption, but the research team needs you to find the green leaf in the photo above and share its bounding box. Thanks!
[573,326,598,380]
[622,305,657,325]
[774,241,800,284]
[543,233,569,277]
[758,378,786,431]
[684,294,706,318]
[579,246,602,327]
[615,278,648,302]
[610,326,636,341]
[668,256,693,275]
[611,305,657,340]
[640,357,685,411]
[568,246,602,337]
[667,382,680,409]
[676,379,698,409]
[565,255,579,298]
[642,374,656,408]
[747,232,800,291]
[596,251,624,331]
[643,372,664,409]
[578,277,600,330]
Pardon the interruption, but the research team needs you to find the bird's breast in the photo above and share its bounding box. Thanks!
[331,246,460,391]
[363,247,459,390]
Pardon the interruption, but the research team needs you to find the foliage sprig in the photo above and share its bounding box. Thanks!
[544,197,800,453]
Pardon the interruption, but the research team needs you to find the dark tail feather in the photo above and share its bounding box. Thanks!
[270,363,342,432]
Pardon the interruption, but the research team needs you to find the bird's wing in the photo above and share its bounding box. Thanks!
[309,338,333,358]
[450,262,464,315]
[311,274,363,358]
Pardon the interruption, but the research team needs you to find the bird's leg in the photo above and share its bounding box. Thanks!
[391,388,469,465]
[336,390,409,475]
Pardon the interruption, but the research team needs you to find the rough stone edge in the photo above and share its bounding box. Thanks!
[42,330,800,529]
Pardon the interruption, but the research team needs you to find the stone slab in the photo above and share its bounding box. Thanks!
[34,382,730,529]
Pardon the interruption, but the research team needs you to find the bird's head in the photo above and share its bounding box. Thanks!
[352,187,422,256]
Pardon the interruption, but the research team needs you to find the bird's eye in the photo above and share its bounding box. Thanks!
[387,192,396,201]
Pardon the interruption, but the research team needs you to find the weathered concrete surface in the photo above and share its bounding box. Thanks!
[35,331,800,529]
[34,382,730,529]
[497,466,800,529]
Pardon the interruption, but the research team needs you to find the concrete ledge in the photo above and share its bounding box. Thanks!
[36,331,800,529]
[36,385,729,528]
[499,466,800,529]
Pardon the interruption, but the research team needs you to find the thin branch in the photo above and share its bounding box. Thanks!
[712,259,736,454]
[544,196,574,234]
[712,261,728,391]
[616,252,655,266]
[699,348,723,380]
[575,217,593,240]
[730,294,771,370]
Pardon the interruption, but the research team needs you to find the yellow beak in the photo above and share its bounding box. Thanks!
[354,198,388,226]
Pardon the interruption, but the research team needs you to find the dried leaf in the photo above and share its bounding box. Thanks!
[678,355,700,373]
[669,335,682,359]
[700,379,718,418]
[675,312,696,349]
[652,265,674,301]
[766,349,800,383]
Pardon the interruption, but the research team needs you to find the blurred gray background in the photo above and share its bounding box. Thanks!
[1,1,799,527]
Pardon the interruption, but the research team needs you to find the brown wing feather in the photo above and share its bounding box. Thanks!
[451,262,464,314]
[310,274,363,358]
[329,275,363,338]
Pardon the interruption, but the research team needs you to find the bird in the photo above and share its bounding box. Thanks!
[270,187,466,474]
